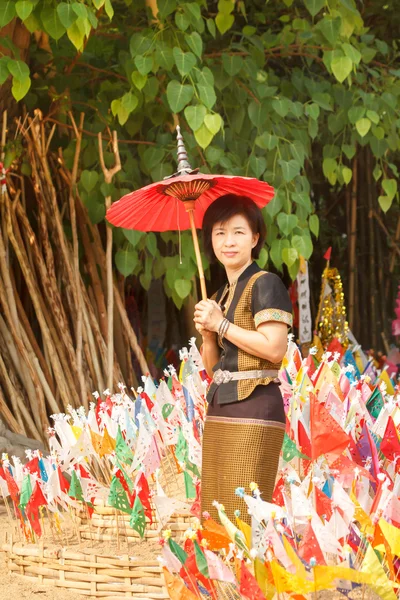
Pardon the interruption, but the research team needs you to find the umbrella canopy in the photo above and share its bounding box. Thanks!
[106,127,275,299]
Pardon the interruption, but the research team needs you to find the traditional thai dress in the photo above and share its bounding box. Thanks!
[201,261,293,523]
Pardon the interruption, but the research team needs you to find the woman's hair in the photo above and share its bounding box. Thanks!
[202,194,266,262]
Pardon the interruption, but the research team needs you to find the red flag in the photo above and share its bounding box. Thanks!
[26,482,47,537]
[298,520,326,565]
[324,247,332,261]
[298,420,312,458]
[4,467,19,503]
[25,456,40,477]
[272,475,285,507]
[326,338,344,360]
[310,394,350,460]
[78,465,91,479]
[380,417,400,461]
[314,486,333,521]
[190,480,201,518]
[239,560,265,600]
[58,467,70,494]
[328,454,375,482]
[116,470,133,505]
[136,472,152,523]
[141,391,154,412]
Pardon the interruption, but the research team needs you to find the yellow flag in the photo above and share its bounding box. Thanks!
[314,565,372,586]
[90,429,103,454]
[254,559,268,596]
[378,370,395,396]
[282,536,307,578]
[270,560,315,594]
[71,425,82,440]
[361,543,397,600]
[378,519,400,557]
[235,516,252,549]
[350,492,374,535]
[99,427,116,457]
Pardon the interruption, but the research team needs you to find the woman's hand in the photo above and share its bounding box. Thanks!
[194,300,224,333]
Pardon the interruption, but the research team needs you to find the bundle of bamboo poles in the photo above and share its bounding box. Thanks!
[0,110,149,445]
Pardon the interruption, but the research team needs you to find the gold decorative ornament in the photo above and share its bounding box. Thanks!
[315,267,349,349]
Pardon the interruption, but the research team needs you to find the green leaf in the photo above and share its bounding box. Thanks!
[72,3,87,19]
[41,7,66,40]
[175,279,192,299]
[122,229,144,246]
[277,213,298,236]
[355,117,371,138]
[248,101,268,128]
[115,249,138,277]
[256,247,268,269]
[194,123,213,149]
[272,98,291,118]
[0,1,16,27]
[305,103,320,120]
[373,165,382,181]
[186,32,203,58]
[146,232,157,256]
[158,0,177,19]
[255,132,278,150]
[292,192,312,212]
[382,179,397,201]
[7,60,29,81]
[166,81,194,113]
[331,56,352,83]
[292,234,313,259]
[184,104,207,131]
[67,21,84,49]
[249,155,267,178]
[282,247,298,267]
[176,11,190,30]
[16,1,33,21]
[57,3,78,28]
[370,138,388,159]
[348,106,365,124]
[222,54,242,76]
[204,113,222,135]
[309,214,319,237]
[342,166,352,184]
[317,17,341,45]
[290,141,306,166]
[81,170,99,193]
[197,84,216,110]
[342,144,356,159]
[322,157,337,179]
[173,48,197,77]
[278,159,301,182]
[304,0,325,17]
[270,239,290,270]
[0,58,9,85]
[312,93,333,111]
[378,196,392,213]
[11,76,31,101]
[104,0,114,19]
[131,71,147,90]
[155,45,174,70]
[342,42,361,65]
[135,55,153,75]
[366,110,379,125]
[215,12,234,34]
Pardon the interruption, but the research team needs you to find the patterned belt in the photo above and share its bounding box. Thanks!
[212,368,279,385]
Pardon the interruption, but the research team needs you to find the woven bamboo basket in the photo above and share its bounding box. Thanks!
[2,539,169,599]
[74,503,196,543]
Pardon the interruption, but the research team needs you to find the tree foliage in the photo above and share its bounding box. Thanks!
[1,0,400,306]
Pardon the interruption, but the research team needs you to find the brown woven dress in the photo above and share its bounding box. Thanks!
[201,262,292,524]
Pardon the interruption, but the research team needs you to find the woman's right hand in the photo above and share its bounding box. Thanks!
[194,321,216,340]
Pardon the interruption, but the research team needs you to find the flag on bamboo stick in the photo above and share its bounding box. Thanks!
[68,470,84,502]
[163,568,198,600]
[380,416,400,461]
[298,519,326,565]
[361,543,397,600]
[193,541,209,578]
[19,474,32,511]
[108,475,131,514]
[168,537,188,565]
[115,426,134,465]
[282,433,310,461]
[99,427,116,457]
[183,471,196,499]
[26,482,47,536]
[310,394,349,460]
[4,467,19,502]
[204,549,235,583]
[130,495,146,538]
[239,560,266,600]
[314,486,333,520]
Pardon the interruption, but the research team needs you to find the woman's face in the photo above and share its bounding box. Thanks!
[211,214,259,271]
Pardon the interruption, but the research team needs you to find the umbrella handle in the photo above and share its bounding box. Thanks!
[187,207,207,301]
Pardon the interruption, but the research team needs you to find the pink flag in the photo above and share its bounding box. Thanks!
[204,549,236,583]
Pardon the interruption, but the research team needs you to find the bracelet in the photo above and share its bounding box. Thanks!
[218,318,230,344]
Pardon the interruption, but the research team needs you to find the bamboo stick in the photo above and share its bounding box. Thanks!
[366,150,378,350]
[348,156,357,331]
[98,131,121,391]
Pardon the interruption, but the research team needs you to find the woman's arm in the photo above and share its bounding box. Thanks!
[194,300,288,364]
[199,331,221,378]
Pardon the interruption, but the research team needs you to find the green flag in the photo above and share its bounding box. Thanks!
[108,475,131,514]
[19,474,32,511]
[115,459,134,494]
[282,433,310,462]
[115,426,134,465]
[162,403,174,420]
[130,494,146,538]
[175,427,188,464]
[168,537,187,565]
[366,387,384,419]
[68,470,84,501]
[184,470,196,499]
[194,540,209,578]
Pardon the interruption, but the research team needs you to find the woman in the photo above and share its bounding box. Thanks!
[194,194,292,523]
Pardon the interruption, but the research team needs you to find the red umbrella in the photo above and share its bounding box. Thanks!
[106,127,275,300]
